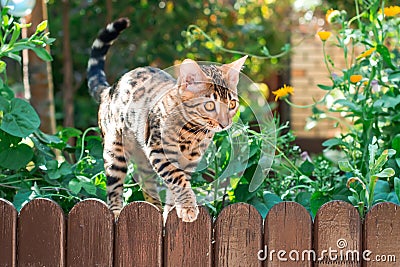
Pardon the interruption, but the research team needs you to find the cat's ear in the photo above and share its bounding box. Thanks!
[178,59,209,93]
[221,55,248,89]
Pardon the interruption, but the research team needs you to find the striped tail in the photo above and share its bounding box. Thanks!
[87,18,130,102]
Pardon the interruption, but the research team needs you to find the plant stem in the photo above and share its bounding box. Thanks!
[322,42,333,75]
[77,127,99,162]
[284,98,315,108]
[186,25,290,59]
[354,0,362,30]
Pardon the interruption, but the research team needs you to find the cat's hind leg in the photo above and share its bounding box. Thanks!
[103,134,128,218]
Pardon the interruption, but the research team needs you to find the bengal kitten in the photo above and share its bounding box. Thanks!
[87,18,246,222]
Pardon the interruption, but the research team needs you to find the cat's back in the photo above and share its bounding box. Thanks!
[112,66,175,104]
[98,66,176,142]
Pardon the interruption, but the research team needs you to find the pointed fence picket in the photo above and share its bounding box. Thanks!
[0,198,399,267]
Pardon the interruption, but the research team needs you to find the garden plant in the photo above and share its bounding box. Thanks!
[0,1,399,219]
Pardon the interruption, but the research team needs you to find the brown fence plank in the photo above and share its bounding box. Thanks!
[214,203,263,267]
[264,202,312,266]
[0,199,17,267]
[164,206,212,267]
[364,202,400,266]
[18,198,65,266]
[314,201,361,267]
[115,201,163,267]
[67,199,113,267]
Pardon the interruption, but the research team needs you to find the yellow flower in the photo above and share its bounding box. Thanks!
[272,84,294,101]
[350,75,363,83]
[326,9,341,23]
[381,6,400,17]
[326,9,334,21]
[317,31,331,41]
[357,47,376,59]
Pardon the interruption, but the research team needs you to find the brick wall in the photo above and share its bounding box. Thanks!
[290,21,350,139]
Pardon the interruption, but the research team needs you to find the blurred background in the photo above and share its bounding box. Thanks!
[6,0,388,153]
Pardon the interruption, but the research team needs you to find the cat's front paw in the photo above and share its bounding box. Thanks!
[111,209,121,220]
[176,204,199,222]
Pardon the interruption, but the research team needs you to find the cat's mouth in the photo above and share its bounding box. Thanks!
[208,120,231,132]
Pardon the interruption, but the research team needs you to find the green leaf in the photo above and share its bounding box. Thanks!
[82,182,97,195]
[295,191,311,211]
[348,196,358,205]
[0,143,33,170]
[249,198,269,218]
[59,127,82,141]
[2,14,10,27]
[0,129,22,149]
[387,192,399,205]
[0,96,8,112]
[46,160,72,180]
[396,158,400,169]
[34,130,63,145]
[263,192,282,209]
[299,160,314,176]
[374,168,395,178]
[5,52,21,63]
[59,161,72,176]
[373,95,400,109]
[310,191,331,216]
[9,23,21,46]
[31,47,53,61]
[338,160,353,172]
[376,44,396,70]
[46,160,61,180]
[334,99,361,113]
[13,189,36,211]
[0,98,40,138]
[373,180,391,201]
[234,182,257,202]
[394,177,400,203]
[0,61,6,73]
[392,134,400,154]
[261,46,270,56]
[373,149,396,172]
[322,138,344,148]
[388,70,400,82]
[317,84,333,90]
[69,179,82,195]
[0,84,14,99]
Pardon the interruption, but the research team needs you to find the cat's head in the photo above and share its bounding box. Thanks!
[177,56,247,132]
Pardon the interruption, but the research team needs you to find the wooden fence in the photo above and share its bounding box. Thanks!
[0,198,399,267]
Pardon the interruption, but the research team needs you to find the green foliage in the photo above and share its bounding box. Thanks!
[0,8,104,211]
[298,0,400,215]
[343,141,397,217]
[0,126,107,212]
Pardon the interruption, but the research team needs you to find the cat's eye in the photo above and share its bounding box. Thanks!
[229,100,237,110]
[204,101,215,111]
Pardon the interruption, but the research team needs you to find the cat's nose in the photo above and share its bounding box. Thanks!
[219,120,230,129]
